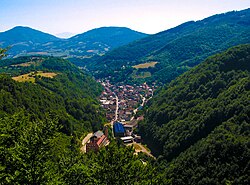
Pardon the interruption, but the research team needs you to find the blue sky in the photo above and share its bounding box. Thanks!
[1,0,249,35]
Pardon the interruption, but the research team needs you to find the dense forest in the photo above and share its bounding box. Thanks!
[139,44,250,184]
[0,56,106,136]
[86,9,250,85]
[0,112,164,184]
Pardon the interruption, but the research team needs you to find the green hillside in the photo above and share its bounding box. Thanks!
[139,44,250,184]
[0,56,106,136]
[88,9,250,85]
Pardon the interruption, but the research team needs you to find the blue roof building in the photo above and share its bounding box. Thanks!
[113,122,125,137]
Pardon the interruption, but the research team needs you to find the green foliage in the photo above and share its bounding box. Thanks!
[0,48,8,60]
[139,44,250,183]
[0,113,164,184]
[0,112,61,184]
[0,56,106,136]
[85,141,165,184]
[165,117,250,185]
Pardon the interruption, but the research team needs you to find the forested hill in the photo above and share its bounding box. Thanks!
[87,8,250,84]
[0,56,106,136]
[69,27,148,49]
[0,26,148,58]
[139,44,250,184]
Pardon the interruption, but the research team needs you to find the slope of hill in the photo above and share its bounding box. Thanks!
[88,8,250,84]
[139,44,250,184]
[0,26,148,58]
[0,56,106,136]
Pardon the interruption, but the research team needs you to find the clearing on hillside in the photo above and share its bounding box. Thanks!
[133,62,158,69]
[12,71,58,83]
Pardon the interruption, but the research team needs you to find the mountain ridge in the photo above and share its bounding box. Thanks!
[87,8,250,85]
[0,26,148,58]
[0,26,60,44]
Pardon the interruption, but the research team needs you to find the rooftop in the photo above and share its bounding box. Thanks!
[120,136,134,141]
[97,135,106,146]
[94,130,104,138]
[114,122,125,133]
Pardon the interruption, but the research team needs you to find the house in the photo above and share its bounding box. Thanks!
[113,122,125,137]
[86,130,108,152]
[120,136,134,143]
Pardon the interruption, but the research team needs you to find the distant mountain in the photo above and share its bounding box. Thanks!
[88,8,250,84]
[140,44,250,184]
[0,26,148,58]
[50,27,148,59]
[0,26,60,44]
[70,27,148,48]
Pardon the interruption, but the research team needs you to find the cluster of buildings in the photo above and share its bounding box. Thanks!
[113,121,142,143]
[85,80,156,153]
[99,80,155,122]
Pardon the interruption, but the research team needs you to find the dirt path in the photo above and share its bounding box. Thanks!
[80,133,93,153]
[128,142,156,159]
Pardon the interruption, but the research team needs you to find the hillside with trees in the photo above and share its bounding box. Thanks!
[87,8,250,85]
[0,56,106,136]
[139,44,250,184]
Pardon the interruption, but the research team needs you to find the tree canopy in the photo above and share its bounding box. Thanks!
[139,44,250,184]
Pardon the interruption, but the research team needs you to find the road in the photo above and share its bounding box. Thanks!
[80,133,93,153]
[114,93,119,121]
[130,95,146,121]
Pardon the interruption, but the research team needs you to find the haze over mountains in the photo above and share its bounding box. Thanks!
[0,26,148,58]
[55,32,76,39]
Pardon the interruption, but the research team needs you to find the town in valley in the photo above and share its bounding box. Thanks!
[81,79,156,157]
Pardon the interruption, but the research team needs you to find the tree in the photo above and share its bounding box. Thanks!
[0,48,8,60]
[0,112,62,184]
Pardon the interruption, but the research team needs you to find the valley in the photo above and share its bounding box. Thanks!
[0,7,250,185]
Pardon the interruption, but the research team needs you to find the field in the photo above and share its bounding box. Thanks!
[12,71,58,83]
[132,62,158,69]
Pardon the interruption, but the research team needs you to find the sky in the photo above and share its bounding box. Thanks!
[1,0,250,37]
